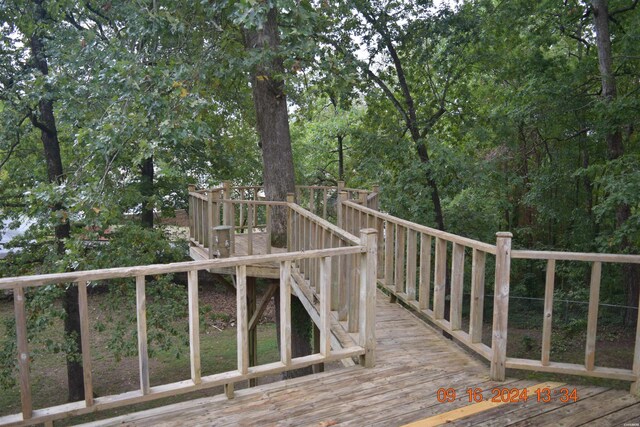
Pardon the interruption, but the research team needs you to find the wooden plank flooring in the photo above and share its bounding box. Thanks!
[79,292,640,427]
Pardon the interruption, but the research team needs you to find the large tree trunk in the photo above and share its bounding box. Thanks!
[243,7,312,376]
[591,0,639,324]
[30,0,84,402]
[140,156,154,228]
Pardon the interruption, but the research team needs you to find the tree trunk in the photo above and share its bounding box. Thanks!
[140,156,154,228]
[591,0,639,324]
[337,134,344,181]
[30,0,84,402]
[243,7,312,376]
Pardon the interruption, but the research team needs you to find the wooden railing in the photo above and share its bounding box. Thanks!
[507,250,640,389]
[0,242,377,426]
[340,197,640,391]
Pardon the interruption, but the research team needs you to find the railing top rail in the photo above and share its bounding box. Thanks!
[226,199,289,206]
[343,200,496,254]
[295,185,336,190]
[288,202,361,246]
[0,246,364,290]
[511,250,640,263]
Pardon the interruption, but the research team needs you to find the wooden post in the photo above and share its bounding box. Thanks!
[359,229,377,368]
[372,185,380,211]
[222,181,234,251]
[247,277,257,386]
[631,287,640,394]
[419,234,432,310]
[14,287,32,420]
[286,193,295,252]
[213,226,232,258]
[394,225,406,294]
[490,232,512,381]
[247,203,253,255]
[188,270,201,385]
[541,259,555,365]
[207,191,215,259]
[433,237,447,320]
[406,229,417,300]
[585,261,602,371]
[136,275,150,394]
[450,243,465,330]
[337,191,347,229]
[188,185,196,241]
[280,261,292,366]
[77,281,94,406]
[385,221,395,303]
[236,266,248,375]
[337,180,345,194]
[469,249,486,343]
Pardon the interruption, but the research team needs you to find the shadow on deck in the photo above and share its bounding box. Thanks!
[80,291,640,427]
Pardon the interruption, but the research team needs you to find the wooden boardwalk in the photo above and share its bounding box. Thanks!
[79,292,640,427]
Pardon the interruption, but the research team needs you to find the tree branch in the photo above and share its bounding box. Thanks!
[610,0,638,16]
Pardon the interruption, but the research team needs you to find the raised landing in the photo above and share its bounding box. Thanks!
[79,292,640,427]
[190,233,286,279]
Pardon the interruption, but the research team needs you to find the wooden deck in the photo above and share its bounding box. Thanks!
[79,291,640,427]
[190,233,286,279]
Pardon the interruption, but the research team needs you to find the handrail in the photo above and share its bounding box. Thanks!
[0,240,377,426]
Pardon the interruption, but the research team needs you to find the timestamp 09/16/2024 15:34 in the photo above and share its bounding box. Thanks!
[436,386,578,404]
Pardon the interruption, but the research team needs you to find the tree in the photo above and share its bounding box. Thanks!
[241,3,313,376]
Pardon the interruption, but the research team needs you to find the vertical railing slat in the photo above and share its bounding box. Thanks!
[419,234,432,310]
[247,203,253,255]
[406,229,417,301]
[14,286,32,420]
[77,281,94,406]
[384,221,394,290]
[394,225,406,294]
[266,204,272,254]
[433,237,447,320]
[450,243,465,330]
[188,270,201,384]
[236,265,248,375]
[280,261,292,365]
[541,259,556,366]
[136,275,150,394]
[320,256,331,356]
[469,249,486,344]
[585,261,602,371]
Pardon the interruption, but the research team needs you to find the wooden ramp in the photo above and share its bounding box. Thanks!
[79,292,640,427]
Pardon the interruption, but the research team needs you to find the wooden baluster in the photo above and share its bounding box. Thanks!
[376,217,384,280]
[331,234,339,311]
[280,261,292,365]
[309,188,315,214]
[490,232,512,381]
[585,261,602,371]
[14,286,32,420]
[631,284,640,394]
[207,192,214,258]
[267,204,273,254]
[339,240,348,321]
[406,229,417,301]
[320,256,331,356]
[188,185,195,240]
[433,237,447,320]
[359,229,377,368]
[394,225,406,294]
[247,203,253,255]
[385,221,394,295]
[136,275,150,394]
[337,191,347,230]
[239,191,244,233]
[322,188,328,219]
[469,249,486,343]
[188,270,201,384]
[419,234,432,310]
[450,243,465,331]
[77,281,94,406]
[348,250,359,333]
[541,259,555,365]
[236,265,248,375]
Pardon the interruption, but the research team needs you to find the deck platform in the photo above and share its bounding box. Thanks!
[79,291,640,427]
[190,233,286,279]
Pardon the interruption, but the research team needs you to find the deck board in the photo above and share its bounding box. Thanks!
[79,291,639,427]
